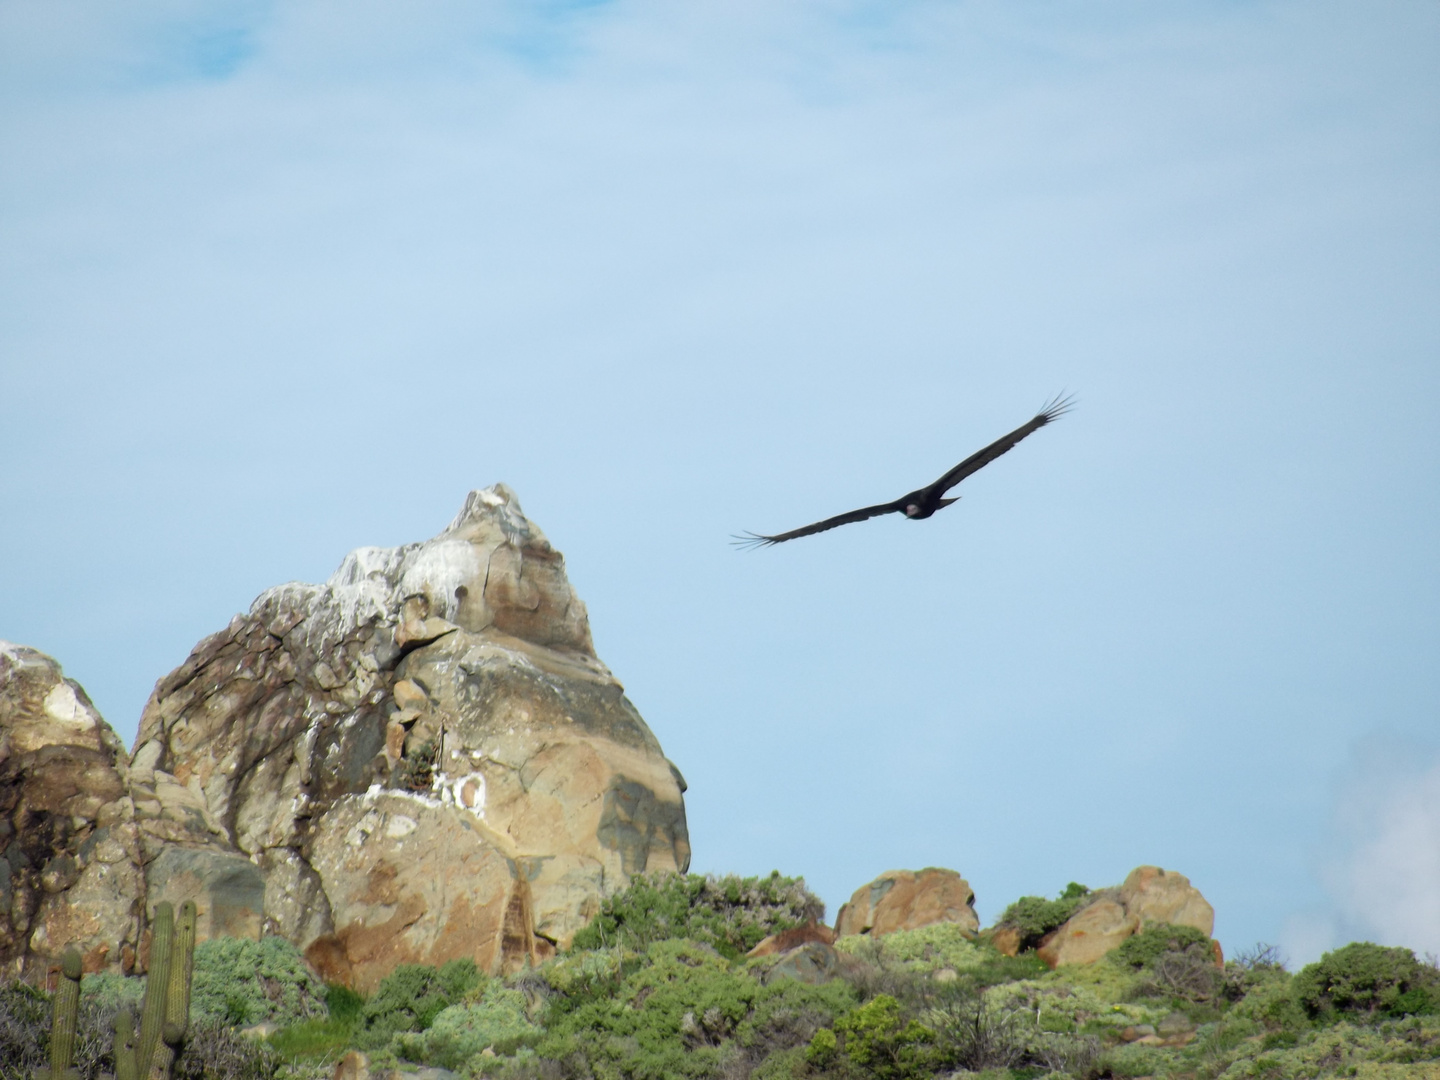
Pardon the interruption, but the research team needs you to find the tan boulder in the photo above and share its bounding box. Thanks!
[1118,866,1214,935]
[834,868,978,939]
[1036,897,1138,968]
[0,643,145,974]
[131,486,689,988]
[1034,865,1215,968]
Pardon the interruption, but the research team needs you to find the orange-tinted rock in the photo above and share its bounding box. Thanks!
[1033,865,1216,968]
[1037,897,1137,968]
[990,925,1023,957]
[747,922,837,959]
[1118,866,1214,935]
[834,868,978,938]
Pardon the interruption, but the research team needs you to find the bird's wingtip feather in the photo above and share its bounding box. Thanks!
[1038,391,1077,423]
[730,531,776,550]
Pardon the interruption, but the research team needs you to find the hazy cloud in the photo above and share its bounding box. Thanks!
[1284,737,1440,965]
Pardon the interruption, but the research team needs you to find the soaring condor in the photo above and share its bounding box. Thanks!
[734,393,1073,548]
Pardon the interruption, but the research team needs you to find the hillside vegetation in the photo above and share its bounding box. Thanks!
[2,873,1436,1080]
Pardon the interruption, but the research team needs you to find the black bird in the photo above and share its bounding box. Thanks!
[734,393,1074,548]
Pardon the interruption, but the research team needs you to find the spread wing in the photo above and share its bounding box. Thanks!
[924,392,1074,498]
[732,498,904,549]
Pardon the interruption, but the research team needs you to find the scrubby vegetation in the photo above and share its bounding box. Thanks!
[995,882,1092,953]
[4,872,1438,1079]
[570,870,825,960]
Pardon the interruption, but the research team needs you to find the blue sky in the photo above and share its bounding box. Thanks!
[2,1,1437,963]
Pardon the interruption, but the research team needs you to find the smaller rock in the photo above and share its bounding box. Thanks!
[1036,897,1137,968]
[990,925,1022,957]
[834,868,978,938]
[1119,867,1214,936]
[333,1050,370,1080]
[1119,1024,1156,1043]
[1157,1011,1197,1046]
[746,922,836,959]
[765,941,866,986]
[1032,865,1216,969]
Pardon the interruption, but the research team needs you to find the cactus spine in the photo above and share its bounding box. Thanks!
[46,946,83,1080]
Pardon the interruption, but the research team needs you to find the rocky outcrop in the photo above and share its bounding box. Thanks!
[130,485,689,990]
[834,868,979,939]
[1036,866,1214,968]
[0,643,145,975]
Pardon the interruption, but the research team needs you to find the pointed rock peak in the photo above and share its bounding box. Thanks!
[442,484,551,553]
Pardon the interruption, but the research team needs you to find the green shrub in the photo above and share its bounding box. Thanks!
[356,960,484,1049]
[571,871,824,960]
[832,993,937,1080]
[190,936,326,1028]
[1291,942,1440,1022]
[267,1015,356,1063]
[78,970,145,1014]
[805,1025,838,1067]
[324,982,365,1024]
[1109,923,1214,971]
[538,938,852,1079]
[996,882,1090,952]
[395,982,540,1068]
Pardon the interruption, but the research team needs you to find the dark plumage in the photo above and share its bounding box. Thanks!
[734,393,1074,548]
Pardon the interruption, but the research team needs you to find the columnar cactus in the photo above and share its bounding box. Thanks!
[147,900,196,1080]
[46,946,83,1080]
[113,1008,138,1080]
[47,901,196,1080]
[135,902,175,1075]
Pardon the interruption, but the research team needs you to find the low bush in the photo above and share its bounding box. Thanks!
[395,982,540,1068]
[830,993,936,1079]
[356,959,485,1049]
[995,881,1091,952]
[190,936,327,1028]
[570,871,824,960]
[538,938,853,1079]
[1291,942,1440,1022]
[1110,922,1215,972]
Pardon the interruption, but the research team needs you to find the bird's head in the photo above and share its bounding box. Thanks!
[904,504,920,517]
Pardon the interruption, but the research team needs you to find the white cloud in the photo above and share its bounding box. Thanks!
[1287,737,1440,965]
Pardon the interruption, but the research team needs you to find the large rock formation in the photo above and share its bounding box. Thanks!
[0,486,690,989]
[131,485,690,989]
[834,868,979,939]
[0,643,145,975]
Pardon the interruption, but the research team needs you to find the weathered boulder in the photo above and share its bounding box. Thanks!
[746,922,837,959]
[0,643,145,974]
[762,940,867,986]
[132,485,690,990]
[834,868,979,939]
[1118,865,1214,934]
[1035,896,1137,968]
[1036,865,1214,968]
